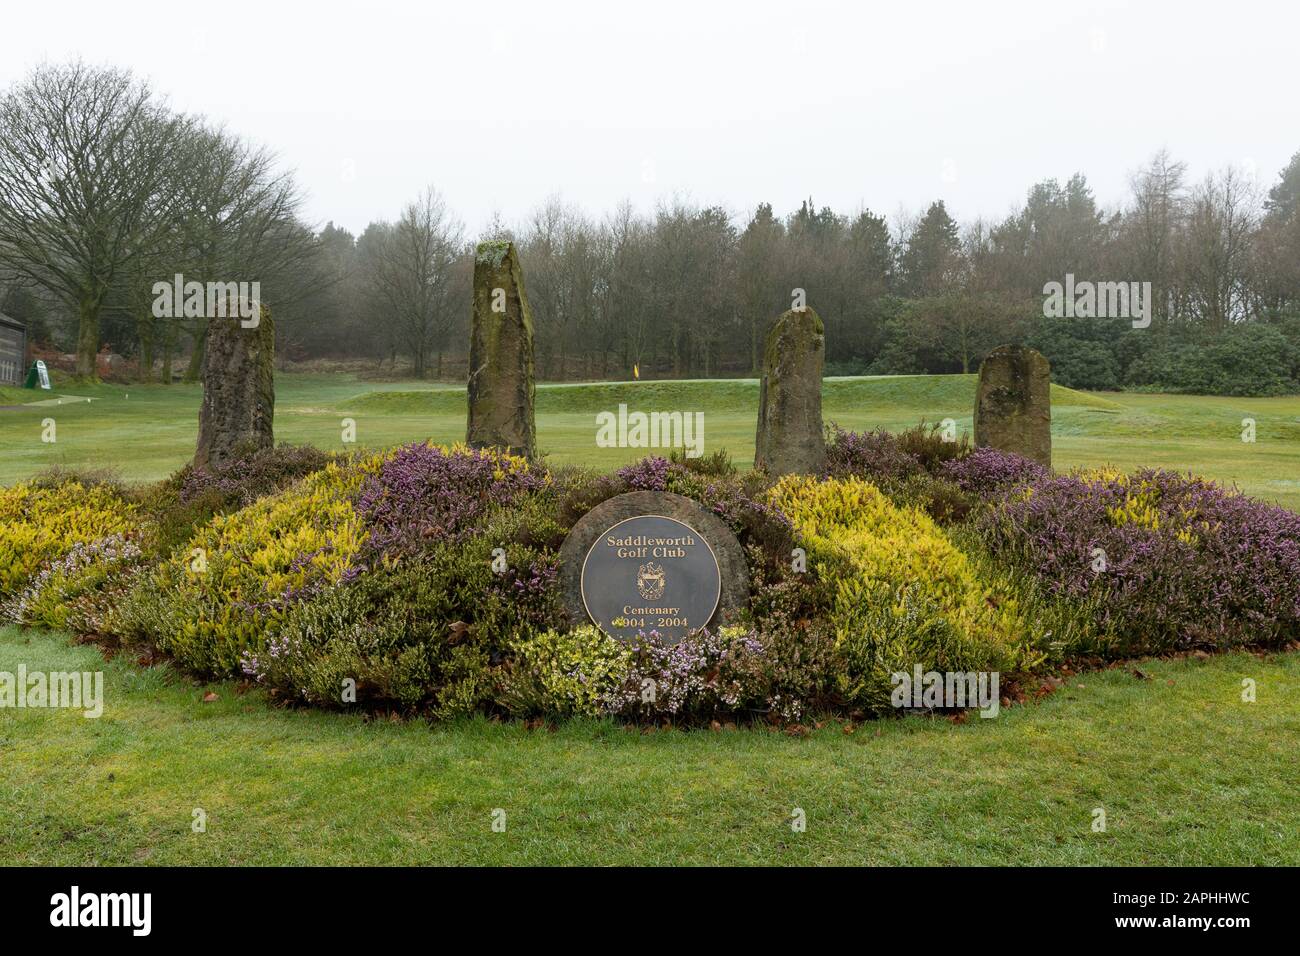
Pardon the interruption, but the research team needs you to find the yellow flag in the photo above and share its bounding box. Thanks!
[633,363,640,380]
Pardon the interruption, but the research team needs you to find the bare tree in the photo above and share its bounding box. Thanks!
[164,124,309,380]
[361,187,463,378]
[1178,166,1260,328]
[1124,149,1188,323]
[0,62,191,378]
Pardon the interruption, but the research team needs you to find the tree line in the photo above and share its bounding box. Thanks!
[3,62,1299,394]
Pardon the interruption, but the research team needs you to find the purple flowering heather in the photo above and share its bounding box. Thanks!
[825,425,923,481]
[489,557,561,628]
[357,443,545,557]
[615,456,795,545]
[180,444,333,506]
[941,447,1050,497]
[706,489,795,540]
[979,468,1300,653]
[617,455,676,491]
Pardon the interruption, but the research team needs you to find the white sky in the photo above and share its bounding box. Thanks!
[7,0,1298,236]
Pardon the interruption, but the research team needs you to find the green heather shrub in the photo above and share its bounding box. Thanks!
[882,472,976,526]
[668,446,735,477]
[243,564,499,715]
[743,613,838,720]
[554,467,625,529]
[832,581,990,714]
[497,625,632,718]
[895,421,971,472]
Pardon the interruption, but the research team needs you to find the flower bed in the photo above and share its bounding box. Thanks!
[4,432,1297,725]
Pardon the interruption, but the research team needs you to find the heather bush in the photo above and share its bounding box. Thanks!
[978,468,1300,654]
[147,443,336,558]
[767,475,1036,708]
[741,534,835,630]
[616,455,676,491]
[885,473,976,526]
[825,424,923,482]
[616,456,794,568]
[179,442,336,509]
[603,626,767,720]
[554,467,624,529]
[356,441,546,558]
[668,446,735,476]
[497,625,632,717]
[5,533,145,632]
[739,614,838,721]
[467,497,567,636]
[941,447,1050,498]
[825,425,978,523]
[895,421,971,471]
[832,581,1005,714]
[242,562,499,715]
[118,454,381,676]
[242,470,568,716]
[0,478,140,597]
[498,616,835,723]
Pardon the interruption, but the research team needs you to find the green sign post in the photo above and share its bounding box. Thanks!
[23,359,51,390]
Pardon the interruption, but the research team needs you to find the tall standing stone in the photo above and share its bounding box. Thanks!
[974,344,1052,467]
[467,241,536,459]
[754,307,825,476]
[195,304,274,470]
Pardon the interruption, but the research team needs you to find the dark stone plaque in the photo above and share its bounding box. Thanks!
[581,514,720,642]
[558,491,748,644]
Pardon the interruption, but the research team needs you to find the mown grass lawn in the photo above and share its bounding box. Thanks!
[4,372,1298,866]
[1,627,1295,865]
[3,372,1298,508]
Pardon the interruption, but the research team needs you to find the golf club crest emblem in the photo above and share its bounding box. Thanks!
[636,561,666,600]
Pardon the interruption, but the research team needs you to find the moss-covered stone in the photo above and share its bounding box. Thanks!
[973,344,1051,467]
[754,307,825,477]
[467,241,537,459]
[195,305,274,470]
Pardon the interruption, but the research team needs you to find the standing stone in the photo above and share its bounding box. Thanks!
[467,241,536,459]
[195,305,274,471]
[755,307,825,476]
[974,345,1052,467]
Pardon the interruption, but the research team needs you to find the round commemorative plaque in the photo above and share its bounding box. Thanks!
[558,491,748,644]
[580,514,721,643]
